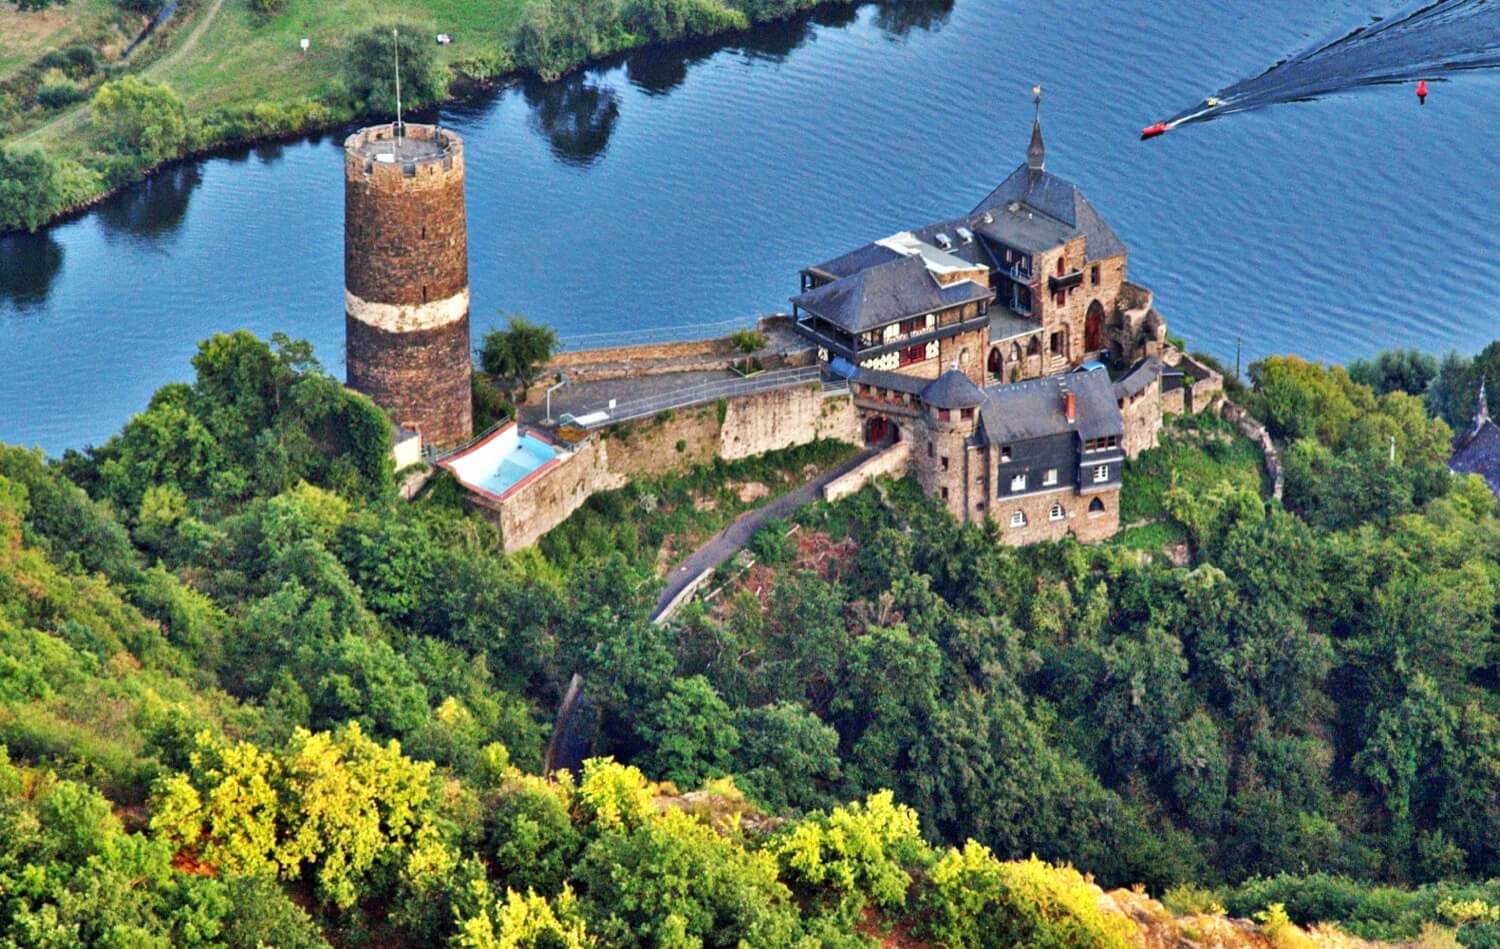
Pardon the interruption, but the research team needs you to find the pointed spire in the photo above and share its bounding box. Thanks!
[1479,382,1490,426]
[1028,85,1045,173]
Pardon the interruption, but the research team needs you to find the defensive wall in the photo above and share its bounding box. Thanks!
[453,382,860,552]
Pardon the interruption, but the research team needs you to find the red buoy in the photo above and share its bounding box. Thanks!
[1417,79,1428,104]
[1140,122,1169,140]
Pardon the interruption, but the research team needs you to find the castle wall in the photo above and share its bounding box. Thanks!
[462,385,861,551]
[483,438,623,553]
[1120,375,1164,460]
[824,441,912,503]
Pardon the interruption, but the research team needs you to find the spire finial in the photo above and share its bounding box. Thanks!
[1028,85,1045,173]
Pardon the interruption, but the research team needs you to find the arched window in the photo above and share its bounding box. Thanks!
[1026,337,1040,356]
[1049,503,1065,521]
[1009,511,1027,528]
[1056,256,1065,276]
[988,347,1003,376]
[1089,497,1105,514]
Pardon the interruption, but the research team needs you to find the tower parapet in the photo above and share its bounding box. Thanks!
[344,122,473,448]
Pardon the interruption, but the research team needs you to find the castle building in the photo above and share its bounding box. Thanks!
[792,107,1166,390]
[1450,385,1500,494]
[794,107,1218,544]
[344,123,474,449]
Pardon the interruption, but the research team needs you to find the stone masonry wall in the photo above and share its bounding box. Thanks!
[345,313,473,448]
[489,438,623,553]
[987,485,1121,545]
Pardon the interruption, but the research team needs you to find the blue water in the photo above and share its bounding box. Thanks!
[472,434,558,497]
[4,0,1500,454]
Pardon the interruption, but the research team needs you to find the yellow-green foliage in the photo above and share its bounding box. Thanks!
[575,756,656,831]
[455,882,594,948]
[151,723,437,908]
[1256,902,1316,949]
[771,789,922,919]
[921,844,1135,949]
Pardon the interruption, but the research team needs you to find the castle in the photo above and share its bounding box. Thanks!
[791,105,1218,543]
[344,111,1220,550]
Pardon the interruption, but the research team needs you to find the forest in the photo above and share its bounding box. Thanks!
[1,330,1499,946]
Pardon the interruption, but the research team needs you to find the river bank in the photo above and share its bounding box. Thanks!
[1,0,863,235]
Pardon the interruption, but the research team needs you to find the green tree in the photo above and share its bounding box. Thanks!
[479,316,559,398]
[1348,348,1439,396]
[91,76,187,165]
[0,147,61,233]
[634,675,739,789]
[343,25,448,115]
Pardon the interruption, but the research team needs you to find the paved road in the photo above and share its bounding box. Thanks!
[651,448,874,621]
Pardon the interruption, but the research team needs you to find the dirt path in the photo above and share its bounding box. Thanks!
[11,0,226,147]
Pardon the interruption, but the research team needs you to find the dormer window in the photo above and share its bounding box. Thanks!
[1043,468,1058,486]
[1093,464,1110,483]
[1010,473,1027,492]
[1000,445,1013,463]
[960,407,974,420]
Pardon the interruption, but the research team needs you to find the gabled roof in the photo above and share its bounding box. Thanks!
[791,254,992,334]
[971,163,1126,261]
[977,368,1123,445]
[1450,418,1500,494]
[922,369,986,410]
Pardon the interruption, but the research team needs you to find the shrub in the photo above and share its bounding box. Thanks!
[622,0,746,40]
[37,71,87,110]
[729,328,767,354]
[90,75,187,166]
[747,518,793,565]
[0,146,63,233]
[920,847,1134,949]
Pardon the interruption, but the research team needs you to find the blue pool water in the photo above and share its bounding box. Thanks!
[467,434,558,497]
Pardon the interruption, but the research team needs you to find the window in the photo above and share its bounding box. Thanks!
[1010,511,1027,528]
[1000,445,1013,463]
[1054,290,1065,307]
[1090,264,1100,286]
[1084,436,1120,452]
[1093,464,1110,483]
[1050,331,1065,355]
[937,408,951,421]
[1010,473,1027,492]
[927,442,934,458]
[1089,497,1106,515]
[1056,257,1066,276]
[899,344,927,367]
[1043,468,1058,486]
[940,456,950,472]
[1049,503,1065,521]
[941,487,949,500]
[960,407,974,420]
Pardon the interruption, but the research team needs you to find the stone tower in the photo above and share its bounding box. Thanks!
[344,122,473,448]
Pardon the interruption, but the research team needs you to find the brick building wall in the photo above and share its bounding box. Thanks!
[986,484,1120,545]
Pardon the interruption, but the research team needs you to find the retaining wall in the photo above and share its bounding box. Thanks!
[823,442,913,503]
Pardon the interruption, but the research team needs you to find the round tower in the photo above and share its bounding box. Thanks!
[344,122,473,448]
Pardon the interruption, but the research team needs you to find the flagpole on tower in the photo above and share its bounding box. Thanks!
[393,28,403,139]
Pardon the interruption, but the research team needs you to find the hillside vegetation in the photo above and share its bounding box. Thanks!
[0,330,1499,944]
[0,0,859,233]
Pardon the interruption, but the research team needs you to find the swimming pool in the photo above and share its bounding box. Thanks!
[443,424,560,499]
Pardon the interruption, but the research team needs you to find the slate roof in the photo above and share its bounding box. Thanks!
[977,368,1123,445]
[1112,357,1164,401]
[852,365,930,395]
[1450,418,1500,494]
[971,163,1127,261]
[791,255,993,334]
[921,369,986,409]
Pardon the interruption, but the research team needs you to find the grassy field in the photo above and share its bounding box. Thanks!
[0,0,133,76]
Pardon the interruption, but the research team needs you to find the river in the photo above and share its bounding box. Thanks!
[4,0,1499,454]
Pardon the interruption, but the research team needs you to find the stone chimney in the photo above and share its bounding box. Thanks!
[1064,390,1077,424]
